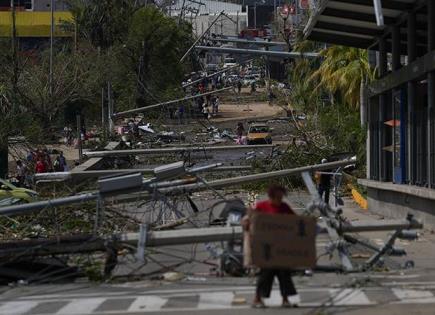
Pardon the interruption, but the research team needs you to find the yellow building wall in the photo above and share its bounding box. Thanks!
[0,11,73,37]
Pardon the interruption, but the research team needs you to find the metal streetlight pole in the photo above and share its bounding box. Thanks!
[273,0,277,21]
[254,3,257,29]
[49,0,54,102]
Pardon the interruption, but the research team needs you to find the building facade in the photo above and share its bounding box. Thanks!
[305,0,435,226]
[169,0,247,36]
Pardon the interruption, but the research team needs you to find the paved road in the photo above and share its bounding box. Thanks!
[1,193,435,315]
[4,279,435,315]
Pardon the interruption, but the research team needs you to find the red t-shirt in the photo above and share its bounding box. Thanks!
[35,161,46,173]
[255,200,295,215]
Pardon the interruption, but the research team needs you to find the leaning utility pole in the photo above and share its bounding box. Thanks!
[113,86,232,118]
[179,10,225,63]
[76,114,83,161]
[107,82,114,136]
[101,87,107,141]
[10,0,17,92]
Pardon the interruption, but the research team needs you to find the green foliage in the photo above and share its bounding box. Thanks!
[310,45,376,108]
[112,6,192,109]
[285,58,320,111]
[316,103,366,164]
[1,2,195,144]
[277,42,368,180]
[66,0,137,49]
[17,45,105,127]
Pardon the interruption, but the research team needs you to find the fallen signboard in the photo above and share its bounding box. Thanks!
[246,213,317,269]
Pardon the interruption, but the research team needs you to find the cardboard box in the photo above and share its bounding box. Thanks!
[245,213,316,269]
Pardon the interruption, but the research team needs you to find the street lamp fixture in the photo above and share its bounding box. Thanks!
[279,4,290,21]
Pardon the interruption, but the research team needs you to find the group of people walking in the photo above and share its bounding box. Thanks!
[201,95,220,120]
[15,150,68,188]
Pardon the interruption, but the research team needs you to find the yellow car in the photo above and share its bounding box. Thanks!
[247,123,272,145]
[0,178,37,205]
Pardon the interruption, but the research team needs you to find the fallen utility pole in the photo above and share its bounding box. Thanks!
[195,46,319,59]
[205,37,287,46]
[34,165,253,181]
[113,86,233,118]
[179,11,225,63]
[0,217,423,259]
[161,159,354,194]
[0,193,98,217]
[0,227,243,259]
[0,159,349,218]
[340,219,423,233]
[300,170,423,272]
[84,144,275,158]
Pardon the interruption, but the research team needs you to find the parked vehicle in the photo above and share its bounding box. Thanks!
[223,57,237,68]
[205,63,218,72]
[247,123,272,145]
[242,74,259,86]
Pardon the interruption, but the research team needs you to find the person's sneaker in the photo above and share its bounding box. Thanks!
[252,299,266,308]
[282,300,299,308]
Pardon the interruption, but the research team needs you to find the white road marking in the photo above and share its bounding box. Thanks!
[0,301,39,315]
[127,296,167,312]
[266,290,301,306]
[266,290,282,306]
[384,281,435,286]
[354,274,421,279]
[56,298,106,314]
[197,292,235,309]
[16,291,129,300]
[14,286,336,301]
[8,287,435,314]
[329,289,374,305]
[392,289,435,304]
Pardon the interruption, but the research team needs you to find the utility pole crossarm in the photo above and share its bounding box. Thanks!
[162,159,355,194]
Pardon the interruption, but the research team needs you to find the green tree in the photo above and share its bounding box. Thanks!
[66,0,138,49]
[11,45,104,128]
[118,6,192,108]
[310,46,376,125]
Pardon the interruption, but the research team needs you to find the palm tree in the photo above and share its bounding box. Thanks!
[310,46,376,126]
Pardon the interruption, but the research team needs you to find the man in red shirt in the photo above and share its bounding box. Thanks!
[242,184,298,308]
[35,157,46,173]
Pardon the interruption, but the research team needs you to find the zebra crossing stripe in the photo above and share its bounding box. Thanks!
[127,296,168,312]
[197,292,235,309]
[392,289,435,304]
[0,301,39,315]
[55,298,106,314]
[4,288,435,314]
[329,289,374,306]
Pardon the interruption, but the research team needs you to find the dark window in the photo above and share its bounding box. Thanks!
[23,0,32,9]
[0,0,10,7]
[0,0,32,9]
